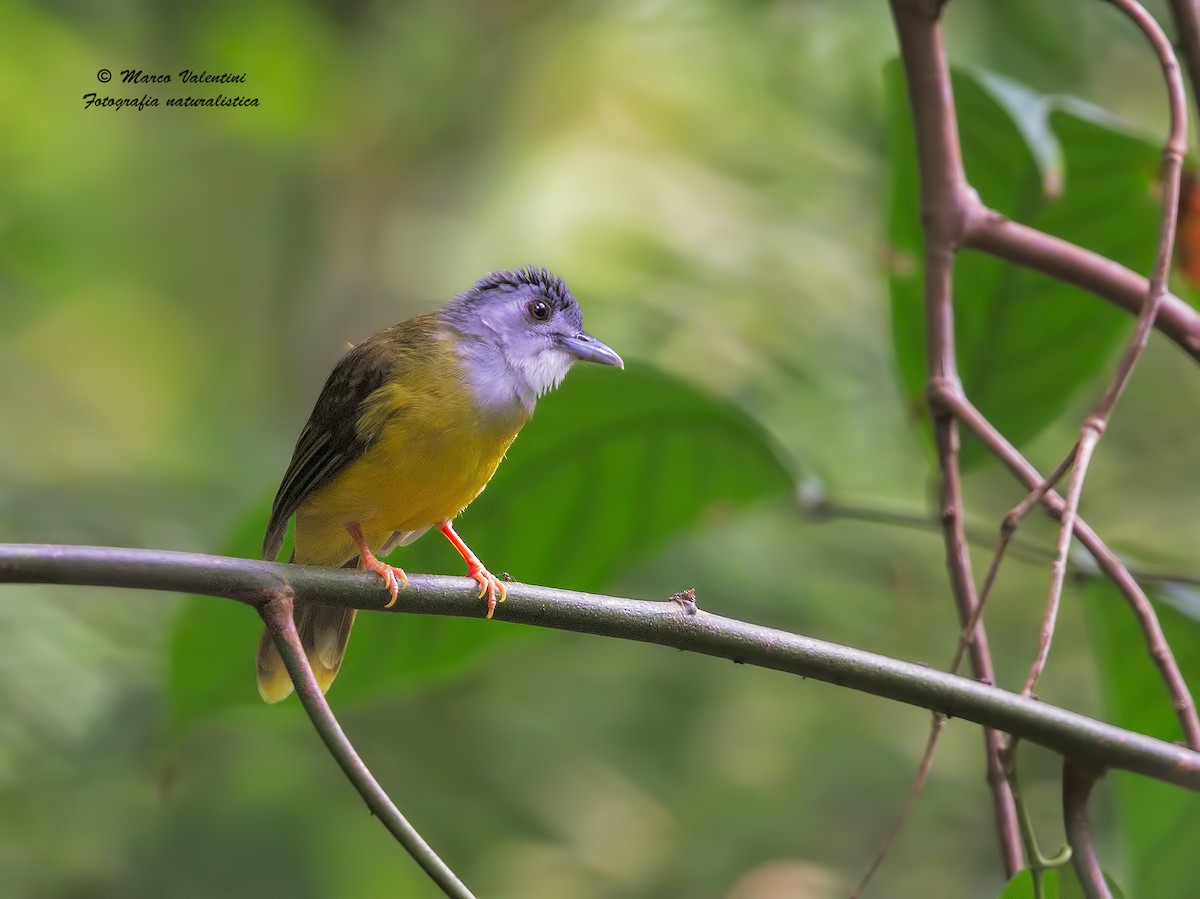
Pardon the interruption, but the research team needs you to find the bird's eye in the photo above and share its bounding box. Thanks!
[527,299,551,322]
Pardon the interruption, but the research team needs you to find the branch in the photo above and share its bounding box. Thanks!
[889,0,1025,874]
[964,216,1200,364]
[808,495,1200,586]
[941,390,1200,747]
[1021,0,1188,688]
[3,543,1200,792]
[850,713,947,898]
[259,593,476,899]
[1062,761,1112,899]
[1168,0,1200,124]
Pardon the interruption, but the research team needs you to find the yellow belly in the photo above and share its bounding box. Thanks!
[294,382,526,567]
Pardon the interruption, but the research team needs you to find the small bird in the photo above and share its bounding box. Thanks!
[256,267,622,702]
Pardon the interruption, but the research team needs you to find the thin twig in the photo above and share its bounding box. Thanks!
[947,442,1079,679]
[940,391,1200,747]
[1005,747,1073,899]
[1017,0,1187,699]
[2,543,1200,789]
[260,593,477,899]
[850,714,948,898]
[951,502,1037,679]
[1062,761,1112,899]
[809,498,1200,587]
[1021,431,1096,697]
[890,0,1025,874]
[805,499,1051,567]
[1089,0,1187,428]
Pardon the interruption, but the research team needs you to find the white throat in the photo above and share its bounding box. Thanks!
[456,339,573,415]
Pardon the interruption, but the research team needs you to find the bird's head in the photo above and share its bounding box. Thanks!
[444,267,623,411]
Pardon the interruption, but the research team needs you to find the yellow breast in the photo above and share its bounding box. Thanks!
[293,343,528,567]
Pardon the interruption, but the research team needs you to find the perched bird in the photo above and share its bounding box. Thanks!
[256,267,623,702]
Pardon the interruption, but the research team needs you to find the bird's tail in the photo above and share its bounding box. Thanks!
[256,559,358,703]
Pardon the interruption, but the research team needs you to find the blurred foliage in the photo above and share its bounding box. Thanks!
[887,65,1157,469]
[1085,578,1200,899]
[3,1,1200,898]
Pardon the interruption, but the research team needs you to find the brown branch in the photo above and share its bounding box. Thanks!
[1089,0,1187,427]
[964,216,1200,364]
[1062,762,1112,899]
[889,0,1025,876]
[1017,0,1188,699]
[940,390,1200,747]
[1168,0,1200,124]
[1020,430,1097,697]
[259,593,477,899]
[951,456,1074,683]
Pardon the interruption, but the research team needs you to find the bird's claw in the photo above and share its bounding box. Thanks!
[467,563,507,619]
[366,559,408,608]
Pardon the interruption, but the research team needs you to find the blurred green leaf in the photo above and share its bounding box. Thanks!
[1083,577,1200,899]
[998,867,1059,899]
[885,64,1157,467]
[168,363,796,735]
[1058,866,1126,899]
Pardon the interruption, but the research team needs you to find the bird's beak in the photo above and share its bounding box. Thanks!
[557,331,624,369]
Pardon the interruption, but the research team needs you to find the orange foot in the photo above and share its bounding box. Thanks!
[439,520,506,619]
[347,521,408,608]
[366,557,409,608]
[466,561,507,619]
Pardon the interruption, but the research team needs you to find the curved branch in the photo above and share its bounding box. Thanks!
[1016,0,1189,704]
[1168,0,1200,124]
[3,542,1200,792]
[1062,761,1112,899]
[963,216,1200,364]
[259,593,476,899]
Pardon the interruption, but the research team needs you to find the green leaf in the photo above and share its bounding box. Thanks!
[999,867,1060,899]
[1083,577,1200,899]
[885,64,1158,468]
[1058,866,1126,899]
[167,363,796,735]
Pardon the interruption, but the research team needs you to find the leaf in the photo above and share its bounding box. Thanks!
[998,868,1059,899]
[167,363,796,735]
[1057,866,1126,899]
[885,64,1159,468]
[1082,577,1200,899]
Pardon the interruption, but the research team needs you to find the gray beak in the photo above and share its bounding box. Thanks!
[557,331,624,368]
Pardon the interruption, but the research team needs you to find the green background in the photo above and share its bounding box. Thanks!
[3,1,1199,896]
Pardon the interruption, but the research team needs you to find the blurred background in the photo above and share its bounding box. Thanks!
[2,0,1198,896]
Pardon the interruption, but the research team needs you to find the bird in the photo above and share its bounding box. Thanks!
[255,267,623,703]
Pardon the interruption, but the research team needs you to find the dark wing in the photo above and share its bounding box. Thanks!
[261,331,400,561]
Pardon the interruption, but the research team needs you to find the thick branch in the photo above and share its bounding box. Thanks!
[3,542,1200,791]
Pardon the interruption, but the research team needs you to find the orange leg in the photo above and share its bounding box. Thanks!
[438,520,506,619]
[346,522,408,608]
